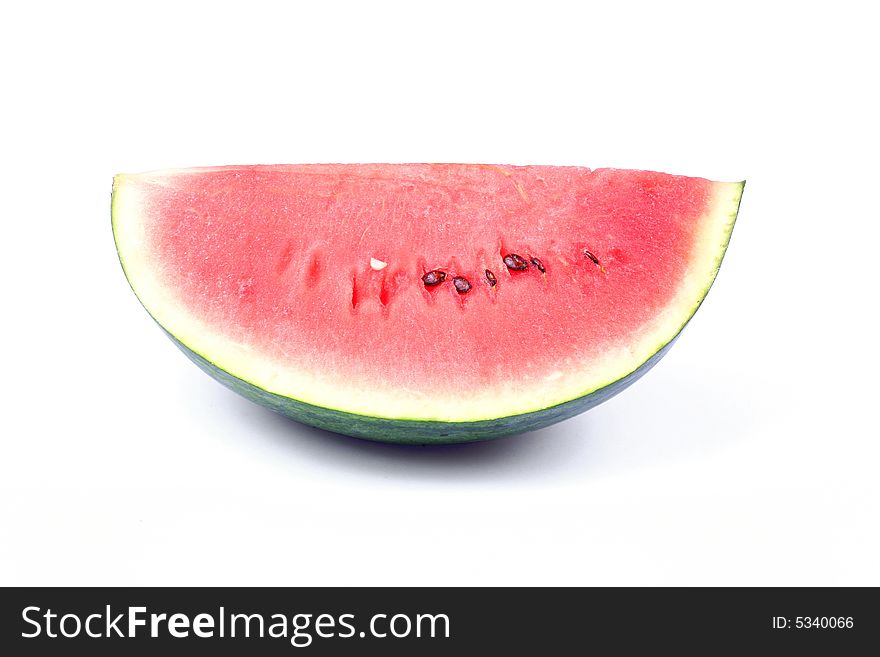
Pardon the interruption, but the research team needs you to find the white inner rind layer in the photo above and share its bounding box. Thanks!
[112,174,743,423]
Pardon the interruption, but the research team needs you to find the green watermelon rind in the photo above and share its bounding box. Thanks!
[168,329,677,443]
[112,176,743,444]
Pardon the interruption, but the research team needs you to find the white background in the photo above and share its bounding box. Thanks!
[2,0,878,585]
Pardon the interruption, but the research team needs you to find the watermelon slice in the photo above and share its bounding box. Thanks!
[112,164,743,443]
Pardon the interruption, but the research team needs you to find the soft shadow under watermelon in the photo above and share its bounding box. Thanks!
[189,357,752,483]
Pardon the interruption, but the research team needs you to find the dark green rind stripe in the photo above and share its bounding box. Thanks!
[168,330,676,444]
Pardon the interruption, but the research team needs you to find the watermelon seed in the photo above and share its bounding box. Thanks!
[503,253,529,271]
[422,270,447,287]
[485,269,497,287]
[453,276,472,294]
[530,257,546,273]
[583,249,600,266]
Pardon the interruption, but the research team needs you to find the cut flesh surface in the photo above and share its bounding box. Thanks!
[112,164,742,434]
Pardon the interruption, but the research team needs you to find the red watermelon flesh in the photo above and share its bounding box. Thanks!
[113,164,742,430]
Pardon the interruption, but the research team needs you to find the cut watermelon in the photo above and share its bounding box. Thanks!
[112,164,743,443]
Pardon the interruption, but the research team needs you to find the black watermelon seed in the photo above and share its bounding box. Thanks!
[503,253,529,271]
[530,257,546,273]
[485,269,497,287]
[583,249,600,266]
[453,276,472,294]
[422,270,447,287]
